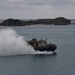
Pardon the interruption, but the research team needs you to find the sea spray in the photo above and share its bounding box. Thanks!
[0,28,35,56]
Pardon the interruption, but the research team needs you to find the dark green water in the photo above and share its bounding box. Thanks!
[0,25,75,75]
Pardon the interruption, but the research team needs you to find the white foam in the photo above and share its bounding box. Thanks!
[34,51,53,54]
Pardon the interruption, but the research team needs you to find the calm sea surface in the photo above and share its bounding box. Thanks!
[0,25,75,75]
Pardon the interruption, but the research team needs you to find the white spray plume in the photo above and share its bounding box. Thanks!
[0,28,35,56]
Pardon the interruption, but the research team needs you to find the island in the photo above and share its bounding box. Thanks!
[0,17,71,26]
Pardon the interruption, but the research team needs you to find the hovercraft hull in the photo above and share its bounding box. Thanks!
[34,44,57,52]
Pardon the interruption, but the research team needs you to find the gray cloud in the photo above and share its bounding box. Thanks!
[0,0,75,8]
[0,0,75,19]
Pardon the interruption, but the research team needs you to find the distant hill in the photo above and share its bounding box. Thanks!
[0,19,25,26]
[0,17,71,26]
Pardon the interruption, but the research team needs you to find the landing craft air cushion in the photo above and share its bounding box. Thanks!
[27,38,57,52]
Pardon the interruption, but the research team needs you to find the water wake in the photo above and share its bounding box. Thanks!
[0,28,53,56]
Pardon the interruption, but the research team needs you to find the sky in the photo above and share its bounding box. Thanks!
[0,0,75,19]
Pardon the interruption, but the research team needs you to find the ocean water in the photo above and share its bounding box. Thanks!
[0,25,75,75]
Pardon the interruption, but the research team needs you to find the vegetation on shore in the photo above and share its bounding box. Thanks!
[0,17,71,26]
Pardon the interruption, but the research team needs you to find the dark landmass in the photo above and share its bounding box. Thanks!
[0,19,25,26]
[0,17,71,26]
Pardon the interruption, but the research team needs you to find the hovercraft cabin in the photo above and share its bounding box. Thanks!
[28,38,47,47]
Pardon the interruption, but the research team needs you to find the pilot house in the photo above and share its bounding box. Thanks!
[28,38,47,47]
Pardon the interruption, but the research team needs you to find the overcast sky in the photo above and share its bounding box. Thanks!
[0,0,75,19]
